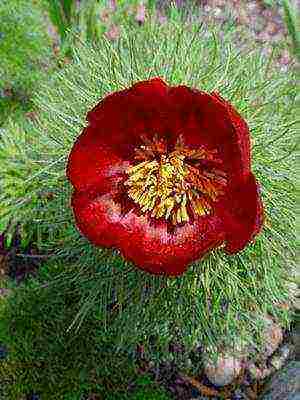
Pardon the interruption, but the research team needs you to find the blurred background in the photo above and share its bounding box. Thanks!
[0,0,299,130]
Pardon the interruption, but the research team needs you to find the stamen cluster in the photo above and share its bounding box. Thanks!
[124,134,227,225]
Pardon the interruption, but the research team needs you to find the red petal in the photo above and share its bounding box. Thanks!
[66,125,130,193]
[67,78,170,192]
[211,92,251,174]
[86,77,170,158]
[67,79,263,274]
[71,190,226,276]
[167,86,251,178]
[87,77,169,124]
[215,172,264,254]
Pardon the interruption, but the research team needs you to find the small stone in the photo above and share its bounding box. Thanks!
[280,344,292,360]
[185,358,193,369]
[247,362,272,380]
[271,356,285,371]
[261,316,283,358]
[270,344,291,371]
[213,7,222,17]
[204,354,242,386]
[287,282,299,297]
[260,361,300,400]
[293,298,300,311]
[0,345,8,359]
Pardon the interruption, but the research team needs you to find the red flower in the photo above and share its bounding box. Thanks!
[67,77,263,276]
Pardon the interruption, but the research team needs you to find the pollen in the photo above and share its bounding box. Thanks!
[124,134,227,225]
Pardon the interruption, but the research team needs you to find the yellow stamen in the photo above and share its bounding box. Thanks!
[180,204,189,222]
[125,134,227,225]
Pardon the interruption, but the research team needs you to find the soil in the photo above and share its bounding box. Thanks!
[131,322,299,399]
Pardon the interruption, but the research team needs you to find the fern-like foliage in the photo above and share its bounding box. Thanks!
[0,10,298,387]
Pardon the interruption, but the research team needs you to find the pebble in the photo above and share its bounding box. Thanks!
[287,281,300,311]
[247,362,273,380]
[204,353,242,386]
[293,298,300,311]
[0,345,8,359]
[270,344,292,371]
[260,361,300,400]
[213,7,222,17]
[261,316,283,358]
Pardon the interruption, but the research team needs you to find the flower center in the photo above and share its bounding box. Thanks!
[124,134,227,225]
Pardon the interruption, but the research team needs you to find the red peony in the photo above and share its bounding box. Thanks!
[66,77,264,276]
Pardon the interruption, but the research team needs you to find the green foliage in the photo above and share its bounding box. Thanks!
[125,375,171,400]
[0,265,171,399]
[43,0,103,53]
[262,0,282,6]
[45,0,76,42]
[0,5,298,398]
[43,0,194,55]
[282,0,300,60]
[0,119,40,234]
[0,0,53,108]
[261,0,300,60]
[44,0,150,53]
